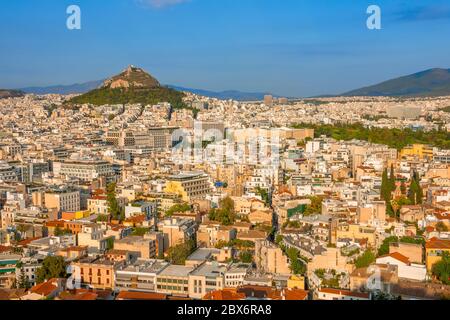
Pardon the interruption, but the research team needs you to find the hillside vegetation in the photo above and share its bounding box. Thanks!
[69,86,186,108]
[293,123,450,150]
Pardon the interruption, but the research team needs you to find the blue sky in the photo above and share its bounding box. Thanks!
[1,0,450,97]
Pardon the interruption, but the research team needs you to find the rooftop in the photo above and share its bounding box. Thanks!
[118,259,169,274]
[191,262,227,278]
[158,265,194,278]
[186,248,220,262]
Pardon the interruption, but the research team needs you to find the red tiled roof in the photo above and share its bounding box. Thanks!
[434,212,450,220]
[17,237,42,246]
[125,215,146,223]
[0,245,11,254]
[90,196,107,201]
[426,238,450,250]
[319,288,370,299]
[378,252,411,265]
[203,289,246,300]
[284,289,308,300]
[59,246,88,253]
[30,279,59,297]
[0,289,26,300]
[45,220,65,228]
[59,290,98,301]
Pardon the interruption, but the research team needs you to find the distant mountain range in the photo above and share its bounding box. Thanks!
[20,80,103,95]
[18,76,277,101]
[168,86,277,101]
[342,68,450,97]
[13,67,450,100]
[0,89,24,99]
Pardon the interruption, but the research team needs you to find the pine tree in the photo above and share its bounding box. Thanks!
[400,181,407,195]
[107,183,121,220]
[380,169,388,200]
[389,164,396,191]
[407,171,424,205]
[18,267,31,289]
[416,180,423,205]
[408,179,418,204]
[381,168,389,201]
[381,167,396,217]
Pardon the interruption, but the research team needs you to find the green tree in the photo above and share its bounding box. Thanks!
[166,240,196,265]
[165,203,192,217]
[286,247,306,275]
[54,227,72,236]
[354,250,376,268]
[255,187,270,206]
[275,235,284,245]
[432,252,450,285]
[96,214,109,222]
[381,167,397,217]
[239,251,253,263]
[208,197,236,226]
[304,196,323,216]
[132,227,150,236]
[378,236,399,256]
[107,183,121,220]
[408,171,423,205]
[35,256,67,284]
[17,267,31,289]
[377,236,423,257]
[291,122,450,150]
[380,168,391,201]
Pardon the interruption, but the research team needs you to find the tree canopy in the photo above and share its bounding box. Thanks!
[432,252,450,285]
[292,122,450,150]
[36,256,67,284]
[408,171,423,205]
[208,197,236,226]
[377,236,424,257]
[286,247,306,275]
[166,239,196,265]
[165,203,192,217]
[354,250,376,268]
[106,183,124,221]
[304,196,323,216]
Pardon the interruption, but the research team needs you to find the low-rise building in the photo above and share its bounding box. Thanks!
[156,265,194,297]
[317,288,370,300]
[114,259,170,293]
[72,257,124,290]
[425,238,450,272]
[114,236,157,259]
[188,262,228,299]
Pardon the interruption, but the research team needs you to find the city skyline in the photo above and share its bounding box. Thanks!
[1,0,450,97]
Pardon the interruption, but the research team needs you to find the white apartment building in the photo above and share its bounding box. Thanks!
[54,160,115,183]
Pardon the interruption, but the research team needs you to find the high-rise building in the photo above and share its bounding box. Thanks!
[264,95,273,106]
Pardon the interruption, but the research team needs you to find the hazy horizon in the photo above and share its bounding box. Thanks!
[1,0,450,96]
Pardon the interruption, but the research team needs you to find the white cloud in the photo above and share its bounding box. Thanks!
[139,0,190,9]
